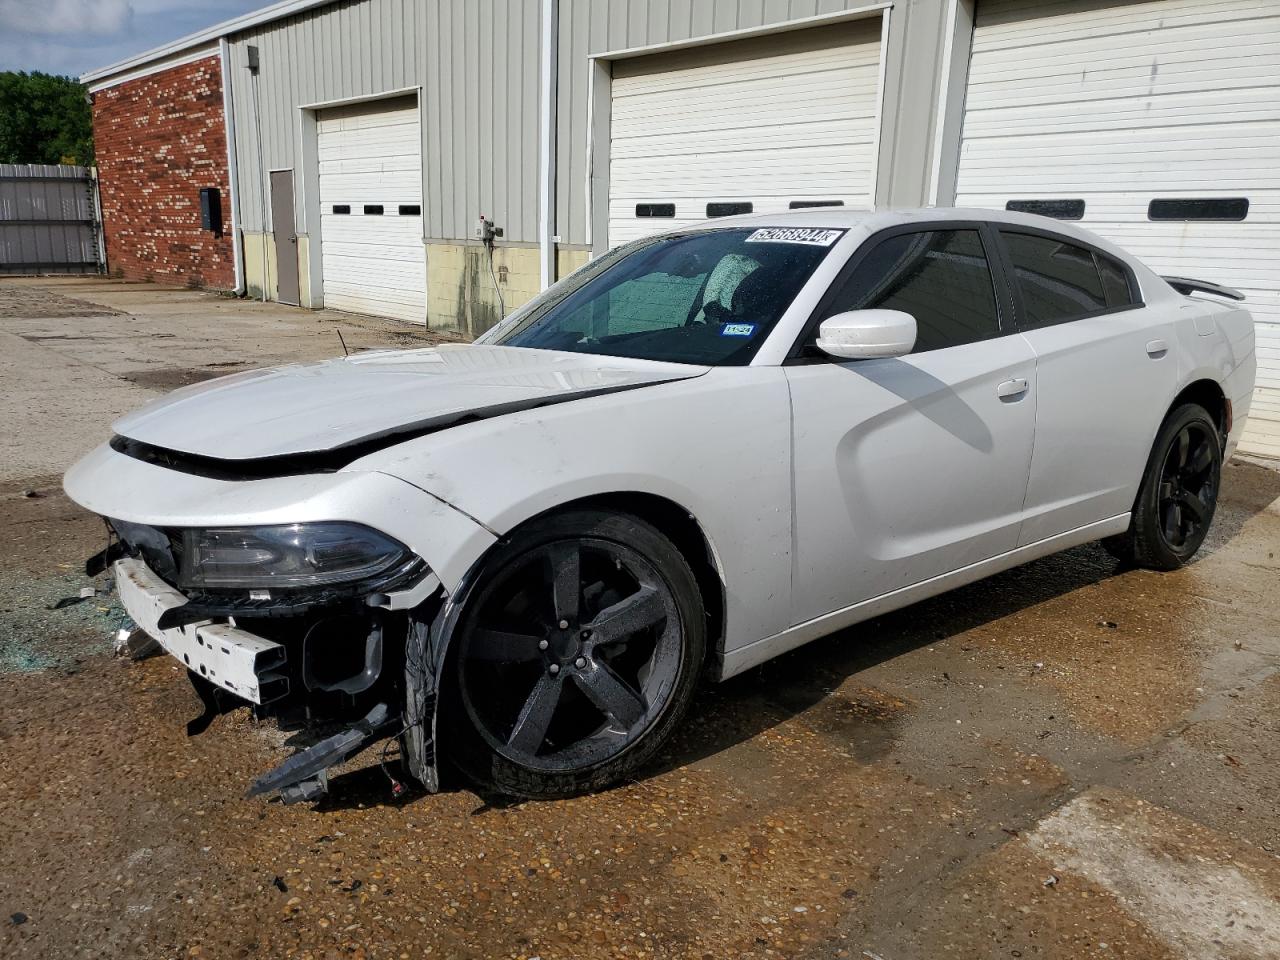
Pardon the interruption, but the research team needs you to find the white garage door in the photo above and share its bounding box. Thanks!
[954,0,1280,457]
[317,98,425,323]
[607,20,884,248]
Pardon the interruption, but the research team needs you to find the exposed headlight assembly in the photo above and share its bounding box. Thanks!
[177,522,421,592]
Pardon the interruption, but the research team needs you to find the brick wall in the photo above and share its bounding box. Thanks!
[93,56,235,289]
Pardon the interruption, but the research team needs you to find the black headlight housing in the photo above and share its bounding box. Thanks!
[174,522,422,594]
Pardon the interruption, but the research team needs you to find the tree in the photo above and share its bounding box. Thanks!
[0,71,94,166]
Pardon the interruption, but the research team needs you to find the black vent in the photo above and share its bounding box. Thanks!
[789,199,845,209]
[331,204,351,215]
[398,204,421,216]
[635,203,675,218]
[706,202,753,217]
[363,204,384,215]
[1005,199,1086,220]
[1148,198,1248,222]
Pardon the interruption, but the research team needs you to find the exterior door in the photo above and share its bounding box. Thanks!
[607,20,882,248]
[316,97,425,323]
[270,170,299,306]
[993,228,1180,546]
[785,225,1037,626]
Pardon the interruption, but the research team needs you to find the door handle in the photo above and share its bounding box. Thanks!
[1146,339,1168,358]
[997,378,1029,400]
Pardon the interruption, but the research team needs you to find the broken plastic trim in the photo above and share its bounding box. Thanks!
[247,702,398,804]
[153,560,429,629]
[108,379,676,481]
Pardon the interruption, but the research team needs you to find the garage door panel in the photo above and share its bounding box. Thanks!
[962,90,1280,139]
[973,0,1277,48]
[607,21,882,248]
[317,99,424,324]
[956,0,1280,456]
[612,125,873,161]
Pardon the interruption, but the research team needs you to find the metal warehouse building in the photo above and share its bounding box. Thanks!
[82,0,1280,456]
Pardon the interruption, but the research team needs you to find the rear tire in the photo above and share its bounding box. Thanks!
[442,509,705,799]
[1104,403,1222,570]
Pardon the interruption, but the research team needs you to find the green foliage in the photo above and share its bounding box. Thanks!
[0,71,95,166]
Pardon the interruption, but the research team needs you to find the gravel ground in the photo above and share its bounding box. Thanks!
[0,278,1277,960]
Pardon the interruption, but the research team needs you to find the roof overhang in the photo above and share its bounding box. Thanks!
[80,0,337,88]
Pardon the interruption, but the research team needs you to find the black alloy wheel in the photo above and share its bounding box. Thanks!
[444,510,705,798]
[1104,403,1222,570]
[1155,419,1218,551]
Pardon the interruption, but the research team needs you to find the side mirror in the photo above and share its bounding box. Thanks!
[815,309,916,360]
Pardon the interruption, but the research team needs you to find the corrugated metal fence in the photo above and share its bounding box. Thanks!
[0,164,105,275]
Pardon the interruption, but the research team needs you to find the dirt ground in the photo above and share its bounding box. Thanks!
[1,278,1278,960]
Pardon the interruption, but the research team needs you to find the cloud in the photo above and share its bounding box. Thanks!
[0,0,264,75]
[0,0,133,37]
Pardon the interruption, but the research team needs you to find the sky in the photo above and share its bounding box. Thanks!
[0,0,265,78]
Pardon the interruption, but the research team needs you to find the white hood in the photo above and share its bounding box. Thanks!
[112,344,708,461]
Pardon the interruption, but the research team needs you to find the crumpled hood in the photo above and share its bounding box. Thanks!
[112,344,708,461]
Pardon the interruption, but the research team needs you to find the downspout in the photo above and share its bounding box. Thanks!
[537,0,558,290]
[219,37,246,295]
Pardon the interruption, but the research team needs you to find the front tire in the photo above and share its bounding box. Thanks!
[442,509,705,799]
[1105,403,1222,570]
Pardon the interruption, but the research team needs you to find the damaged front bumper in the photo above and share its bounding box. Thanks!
[110,551,443,803]
[115,557,289,705]
[64,440,501,804]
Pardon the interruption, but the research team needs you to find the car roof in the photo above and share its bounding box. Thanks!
[683,205,1141,268]
[700,205,1072,234]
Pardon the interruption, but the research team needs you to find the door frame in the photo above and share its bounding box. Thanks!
[268,168,300,306]
[584,2,894,256]
[296,86,425,315]
[782,218,1021,361]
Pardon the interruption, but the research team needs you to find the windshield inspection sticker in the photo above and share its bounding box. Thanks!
[721,323,756,337]
[745,227,844,247]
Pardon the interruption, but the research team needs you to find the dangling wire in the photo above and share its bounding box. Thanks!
[486,243,505,321]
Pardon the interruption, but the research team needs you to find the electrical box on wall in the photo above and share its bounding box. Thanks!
[200,187,223,237]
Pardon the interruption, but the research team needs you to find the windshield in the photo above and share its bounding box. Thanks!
[485,228,843,365]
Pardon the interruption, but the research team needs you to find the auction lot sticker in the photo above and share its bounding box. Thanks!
[745,227,845,246]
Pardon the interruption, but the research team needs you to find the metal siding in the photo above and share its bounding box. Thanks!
[0,164,102,274]
[221,0,950,256]
[228,0,539,243]
[955,0,1280,456]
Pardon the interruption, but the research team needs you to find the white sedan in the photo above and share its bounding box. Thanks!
[64,208,1256,801]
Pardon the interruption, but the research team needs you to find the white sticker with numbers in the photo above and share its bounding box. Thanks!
[744,227,845,247]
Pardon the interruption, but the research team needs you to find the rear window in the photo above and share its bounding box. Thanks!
[1002,231,1107,327]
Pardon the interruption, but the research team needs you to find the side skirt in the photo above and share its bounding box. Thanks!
[719,514,1131,679]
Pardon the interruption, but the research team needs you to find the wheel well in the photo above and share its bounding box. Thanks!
[517,493,727,674]
[1171,379,1229,439]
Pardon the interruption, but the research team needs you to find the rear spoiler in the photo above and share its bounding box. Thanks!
[1162,276,1245,301]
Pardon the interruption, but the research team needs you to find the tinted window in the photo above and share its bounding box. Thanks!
[490,228,838,365]
[823,229,1000,353]
[1002,231,1106,327]
[1096,253,1135,308]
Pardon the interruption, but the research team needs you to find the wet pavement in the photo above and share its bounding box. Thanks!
[1,278,1278,960]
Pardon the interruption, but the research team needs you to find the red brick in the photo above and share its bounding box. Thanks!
[93,56,235,290]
